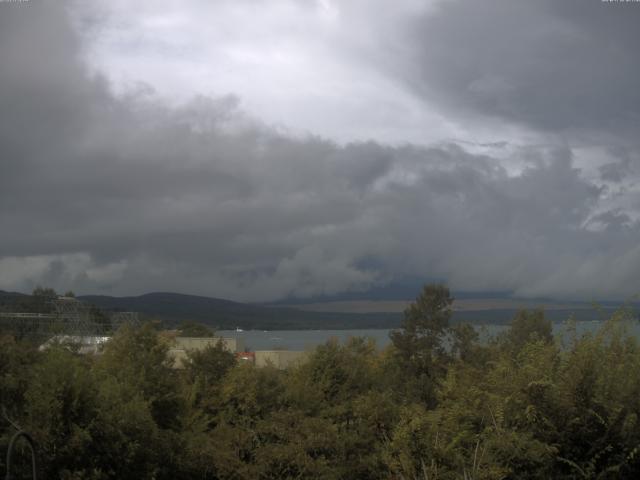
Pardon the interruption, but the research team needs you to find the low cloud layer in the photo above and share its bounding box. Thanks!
[1,1,639,301]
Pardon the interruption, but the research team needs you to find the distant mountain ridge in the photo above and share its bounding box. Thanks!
[78,291,632,330]
[78,291,401,330]
[0,289,28,298]
[4,289,635,331]
[80,292,241,314]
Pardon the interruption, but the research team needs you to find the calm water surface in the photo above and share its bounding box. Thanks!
[219,320,640,351]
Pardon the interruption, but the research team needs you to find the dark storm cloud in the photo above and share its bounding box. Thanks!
[1,1,640,301]
[397,0,640,136]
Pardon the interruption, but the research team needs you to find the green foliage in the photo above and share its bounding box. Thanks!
[4,285,640,479]
[31,286,57,299]
[23,347,109,478]
[0,335,38,411]
[391,284,453,357]
[97,323,183,430]
[178,320,215,337]
[184,340,236,412]
[499,309,553,353]
[389,284,454,406]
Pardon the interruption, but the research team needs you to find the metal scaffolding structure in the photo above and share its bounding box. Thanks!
[0,297,139,339]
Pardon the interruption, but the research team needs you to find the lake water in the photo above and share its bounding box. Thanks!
[219,320,640,351]
[218,328,394,351]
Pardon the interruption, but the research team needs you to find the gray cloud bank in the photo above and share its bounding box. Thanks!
[1,1,639,301]
[397,0,640,137]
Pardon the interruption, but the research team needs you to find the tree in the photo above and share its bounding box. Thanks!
[178,320,214,338]
[32,286,57,299]
[97,323,183,430]
[500,309,552,353]
[184,340,236,414]
[25,286,58,314]
[21,347,99,478]
[186,341,236,383]
[391,284,453,355]
[450,321,480,362]
[389,284,453,405]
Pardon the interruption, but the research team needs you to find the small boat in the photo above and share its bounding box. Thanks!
[235,327,244,332]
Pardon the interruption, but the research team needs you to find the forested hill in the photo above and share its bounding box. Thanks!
[78,292,401,330]
[0,289,27,301]
[79,291,632,329]
[4,289,631,330]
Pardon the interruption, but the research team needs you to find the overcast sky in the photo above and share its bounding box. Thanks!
[1,0,639,302]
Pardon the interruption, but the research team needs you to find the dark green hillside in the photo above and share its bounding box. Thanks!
[3,289,628,330]
[0,289,28,305]
[79,292,402,330]
[78,292,628,329]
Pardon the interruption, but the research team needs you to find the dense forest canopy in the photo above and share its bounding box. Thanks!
[2,284,640,479]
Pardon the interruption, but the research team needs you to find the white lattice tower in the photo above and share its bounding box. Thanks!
[51,297,94,335]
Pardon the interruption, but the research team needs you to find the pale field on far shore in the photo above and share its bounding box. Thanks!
[280,298,594,314]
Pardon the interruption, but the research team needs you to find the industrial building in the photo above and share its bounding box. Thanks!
[36,329,309,370]
[168,336,309,370]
